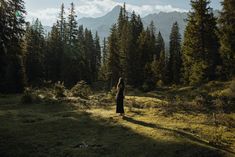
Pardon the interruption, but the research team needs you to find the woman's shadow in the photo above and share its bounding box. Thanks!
[122,116,235,155]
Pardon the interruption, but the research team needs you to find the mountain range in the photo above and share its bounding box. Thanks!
[44,5,219,48]
[77,5,188,47]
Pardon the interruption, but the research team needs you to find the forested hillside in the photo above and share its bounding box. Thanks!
[0,0,235,156]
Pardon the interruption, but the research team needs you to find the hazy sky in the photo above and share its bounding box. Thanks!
[24,0,222,26]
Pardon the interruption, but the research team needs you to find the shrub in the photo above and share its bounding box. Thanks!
[107,87,117,100]
[54,81,66,98]
[142,81,154,92]
[71,81,92,98]
[21,87,34,104]
[229,78,235,98]
[156,80,164,87]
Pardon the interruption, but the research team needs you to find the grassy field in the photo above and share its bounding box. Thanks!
[0,81,235,157]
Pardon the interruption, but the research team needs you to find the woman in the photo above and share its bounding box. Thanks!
[116,77,125,116]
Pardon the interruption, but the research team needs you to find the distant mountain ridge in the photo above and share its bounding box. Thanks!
[44,6,219,48]
[78,5,188,47]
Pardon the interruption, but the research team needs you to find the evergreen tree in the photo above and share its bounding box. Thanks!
[107,24,121,88]
[24,19,45,85]
[117,4,129,79]
[102,37,107,65]
[67,2,77,47]
[168,22,182,84]
[61,2,80,86]
[99,37,109,81]
[137,28,153,86]
[58,3,66,42]
[93,32,101,81]
[151,31,166,84]
[0,0,26,93]
[44,22,63,82]
[126,11,143,86]
[182,0,220,85]
[218,0,235,79]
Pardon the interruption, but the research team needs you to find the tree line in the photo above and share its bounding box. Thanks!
[0,1,101,93]
[0,0,234,93]
[102,0,235,90]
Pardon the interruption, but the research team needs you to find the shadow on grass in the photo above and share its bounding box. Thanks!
[0,102,230,157]
[123,116,235,156]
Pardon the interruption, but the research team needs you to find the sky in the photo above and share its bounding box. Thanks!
[24,0,222,26]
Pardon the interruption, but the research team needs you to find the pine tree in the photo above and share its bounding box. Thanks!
[107,24,121,88]
[99,37,109,81]
[67,2,77,47]
[182,0,220,85]
[102,37,107,65]
[137,28,153,86]
[58,3,66,42]
[151,31,166,84]
[0,0,26,93]
[0,0,9,90]
[126,11,143,86]
[93,32,101,81]
[44,22,63,82]
[117,4,129,79]
[218,0,235,79]
[61,2,80,86]
[168,22,182,84]
[24,19,45,85]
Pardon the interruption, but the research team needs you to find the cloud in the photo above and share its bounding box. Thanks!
[26,8,59,26]
[127,4,188,16]
[25,0,188,26]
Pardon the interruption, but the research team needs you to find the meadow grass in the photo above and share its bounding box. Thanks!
[0,81,234,157]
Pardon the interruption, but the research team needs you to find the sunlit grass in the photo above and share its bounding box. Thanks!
[0,80,235,157]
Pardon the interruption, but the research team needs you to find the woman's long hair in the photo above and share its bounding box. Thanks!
[117,77,125,89]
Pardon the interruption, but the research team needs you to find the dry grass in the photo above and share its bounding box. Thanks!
[0,80,235,157]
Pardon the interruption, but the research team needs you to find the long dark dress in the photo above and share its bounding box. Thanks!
[116,86,124,113]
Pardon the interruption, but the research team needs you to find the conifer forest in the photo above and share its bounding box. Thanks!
[0,0,235,156]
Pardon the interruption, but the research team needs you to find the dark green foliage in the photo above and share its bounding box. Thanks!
[218,0,235,79]
[0,0,26,93]
[182,0,220,85]
[1,1,234,93]
[107,24,121,88]
[44,3,101,88]
[150,31,166,86]
[24,19,45,85]
[45,23,63,82]
[168,22,182,84]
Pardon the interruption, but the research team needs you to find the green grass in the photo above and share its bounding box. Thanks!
[0,81,235,157]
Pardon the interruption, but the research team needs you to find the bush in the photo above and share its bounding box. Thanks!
[21,87,34,104]
[229,78,235,98]
[156,80,164,87]
[71,81,92,98]
[142,81,154,92]
[107,87,117,100]
[54,81,66,98]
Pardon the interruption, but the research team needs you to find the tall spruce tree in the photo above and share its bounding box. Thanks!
[151,31,166,84]
[127,11,143,86]
[0,0,26,93]
[93,32,101,81]
[182,0,220,85]
[107,24,121,88]
[24,19,45,85]
[137,28,153,87]
[168,22,182,84]
[62,2,80,86]
[218,0,235,79]
[99,37,109,81]
[44,22,63,82]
